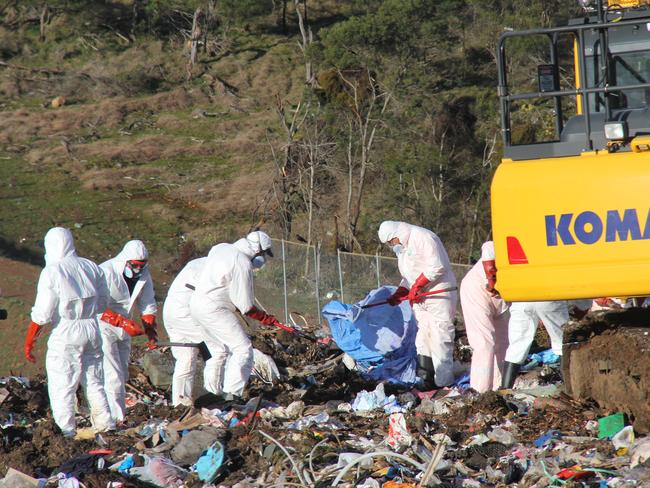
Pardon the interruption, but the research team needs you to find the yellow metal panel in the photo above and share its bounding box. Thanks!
[608,0,647,8]
[631,135,650,152]
[491,150,650,301]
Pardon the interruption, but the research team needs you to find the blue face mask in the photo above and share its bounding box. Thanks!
[124,260,146,279]
[391,244,403,255]
[252,255,266,269]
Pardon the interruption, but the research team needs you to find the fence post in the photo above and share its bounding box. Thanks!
[337,248,345,304]
[375,253,381,288]
[281,239,289,323]
[314,243,321,325]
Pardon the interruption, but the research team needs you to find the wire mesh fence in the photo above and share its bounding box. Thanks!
[253,239,472,326]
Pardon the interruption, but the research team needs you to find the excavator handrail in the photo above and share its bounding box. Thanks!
[497,15,650,152]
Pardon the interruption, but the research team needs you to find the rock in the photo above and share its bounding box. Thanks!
[51,96,66,108]
[0,468,42,487]
[143,349,174,388]
[170,426,224,466]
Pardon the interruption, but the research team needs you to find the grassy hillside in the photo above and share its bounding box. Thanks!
[0,0,579,373]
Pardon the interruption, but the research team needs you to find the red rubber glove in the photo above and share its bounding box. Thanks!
[387,286,409,306]
[245,306,296,333]
[594,297,621,309]
[141,314,158,345]
[101,308,144,337]
[408,273,431,305]
[246,306,277,326]
[482,259,499,296]
[24,321,43,363]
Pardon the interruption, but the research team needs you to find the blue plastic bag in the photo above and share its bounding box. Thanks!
[322,286,417,385]
[194,441,225,483]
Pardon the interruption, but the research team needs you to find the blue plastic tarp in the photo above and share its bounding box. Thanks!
[322,286,417,385]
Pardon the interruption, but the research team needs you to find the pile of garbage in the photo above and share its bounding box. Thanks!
[0,322,649,487]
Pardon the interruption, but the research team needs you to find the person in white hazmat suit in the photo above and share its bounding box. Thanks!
[98,240,158,423]
[189,231,283,402]
[162,256,208,406]
[24,227,114,437]
[378,221,458,388]
[501,298,591,388]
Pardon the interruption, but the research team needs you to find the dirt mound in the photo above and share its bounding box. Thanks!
[565,322,650,433]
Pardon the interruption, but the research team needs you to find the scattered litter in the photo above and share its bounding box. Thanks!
[0,313,648,487]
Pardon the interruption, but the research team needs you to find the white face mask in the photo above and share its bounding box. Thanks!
[391,244,403,255]
[252,255,266,269]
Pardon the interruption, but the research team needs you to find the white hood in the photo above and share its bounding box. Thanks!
[44,227,77,266]
[112,240,148,271]
[378,221,413,246]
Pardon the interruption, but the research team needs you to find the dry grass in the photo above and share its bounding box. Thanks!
[80,166,164,191]
[26,134,216,166]
[0,87,208,145]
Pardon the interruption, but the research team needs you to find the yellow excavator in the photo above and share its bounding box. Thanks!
[492,0,650,302]
[492,0,650,432]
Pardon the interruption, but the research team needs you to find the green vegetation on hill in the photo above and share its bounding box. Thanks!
[1,0,579,272]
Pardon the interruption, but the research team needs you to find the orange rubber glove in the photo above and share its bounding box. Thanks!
[101,308,144,337]
[24,321,43,363]
[141,314,158,345]
[408,273,431,305]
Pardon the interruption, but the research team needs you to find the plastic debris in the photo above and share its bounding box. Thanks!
[612,425,635,454]
[387,413,412,449]
[336,452,373,469]
[194,441,225,483]
[323,286,418,384]
[598,412,626,439]
[533,429,562,448]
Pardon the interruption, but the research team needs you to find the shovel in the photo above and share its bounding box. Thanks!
[150,341,212,361]
[345,286,458,322]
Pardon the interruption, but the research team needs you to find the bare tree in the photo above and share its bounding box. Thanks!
[38,3,48,42]
[338,69,391,251]
[296,117,335,249]
[187,7,205,77]
[267,95,310,238]
[293,0,313,85]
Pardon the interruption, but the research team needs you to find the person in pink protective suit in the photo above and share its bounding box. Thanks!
[459,241,510,393]
[378,221,458,388]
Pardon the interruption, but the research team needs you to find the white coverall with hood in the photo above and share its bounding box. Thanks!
[162,257,207,406]
[189,234,264,397]
[378,221,458,387]
[505,299,591,364]
[460,241,510,392]
[99,240,157,422]
[31,227,114,436]
[505,301,568,364]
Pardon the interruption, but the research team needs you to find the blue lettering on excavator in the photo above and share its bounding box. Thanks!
[546,209,650,246]
[545,214,575,246]
[606,209,641,242]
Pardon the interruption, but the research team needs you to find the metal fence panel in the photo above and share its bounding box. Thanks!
[252,238,472,326]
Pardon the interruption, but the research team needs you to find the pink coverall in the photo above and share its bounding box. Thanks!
[459,241,509,393]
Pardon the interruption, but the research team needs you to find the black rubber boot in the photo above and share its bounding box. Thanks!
[417,355,437,390]
[500,361,521,389]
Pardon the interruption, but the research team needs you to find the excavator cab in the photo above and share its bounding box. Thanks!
[491,0,650,301]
